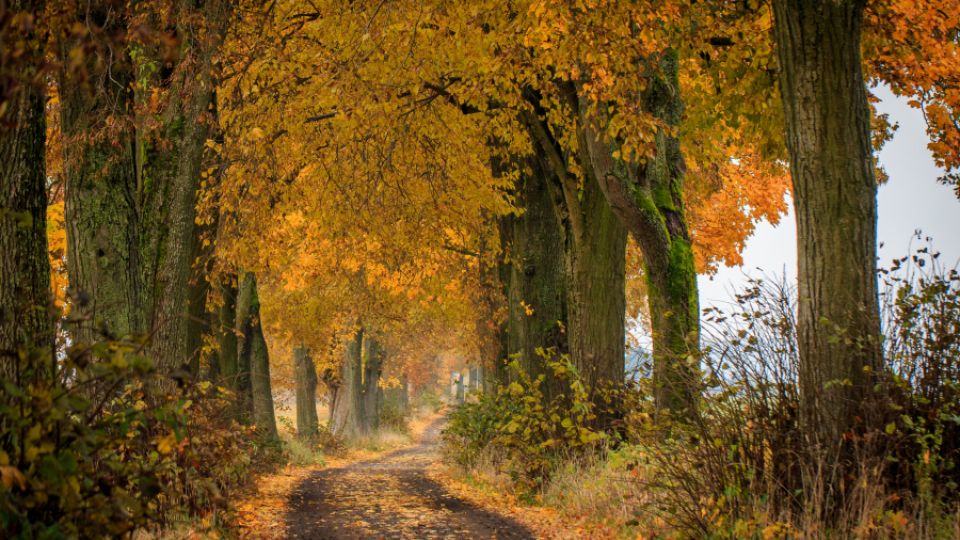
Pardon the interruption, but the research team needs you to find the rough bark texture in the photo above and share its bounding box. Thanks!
[56,1,229,376]
[501,157,568,399]
[58,4,142,343]
[576,53,699,415]
[329,328,364,439]
[524,104,628,394]
[563,162,627,391]
[0,1,52,382]
[236,272,277,438]
[772,0,882,448]
[361,334,385,433]
[145,0,230,373]
[294,345,319,439]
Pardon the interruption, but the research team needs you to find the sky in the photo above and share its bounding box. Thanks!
[697,86,960,312]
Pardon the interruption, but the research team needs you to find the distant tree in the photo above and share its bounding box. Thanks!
[294,345,319,439]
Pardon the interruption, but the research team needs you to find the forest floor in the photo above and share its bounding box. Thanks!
[230,412,581,539]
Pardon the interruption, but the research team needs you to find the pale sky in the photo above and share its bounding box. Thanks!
[697,86,960,311]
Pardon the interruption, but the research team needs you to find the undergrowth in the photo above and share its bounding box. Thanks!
[442,244,960,539]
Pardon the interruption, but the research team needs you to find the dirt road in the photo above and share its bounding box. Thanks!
[284,417,534,539]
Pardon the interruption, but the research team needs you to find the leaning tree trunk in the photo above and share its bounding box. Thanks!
[236,272,276,438]
[329,327,364,439]
[294,345,319,439]
[501,156,569,400]
[576,53,699,416]
[0,1,52,383]
[772,0,882,452]
[361,334,385,433]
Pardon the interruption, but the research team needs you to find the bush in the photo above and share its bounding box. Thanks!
[443,356,607,492]
[0,336,263,538]
[612,245,960,538]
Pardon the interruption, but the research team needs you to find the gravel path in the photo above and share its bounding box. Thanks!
[284,417,534,539]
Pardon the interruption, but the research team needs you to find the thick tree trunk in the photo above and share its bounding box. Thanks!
[772,0,882,449]
[236,272,277,438]
[58,5,142,343]
[502,157,568,399]
[361,334,385,433]
[145,2,228,372]
[329,328,364,439]
[576,53,699,415]
[0,2,52,382]
[57,1,230,376]
[564,165,627,392]
[294,345,319,439]
[524,107,628,395]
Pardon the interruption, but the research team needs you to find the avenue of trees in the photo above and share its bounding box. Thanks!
[1,0,959,537]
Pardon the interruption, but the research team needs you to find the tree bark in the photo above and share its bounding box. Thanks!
[772,0,882,449]
[294,345,319,439]
[145,0,230,373]
[217,276,239,388]
[501,156,568,399]
[575,53,699,415]
[0,0,52,382]
[236,272,277,438]
[524,104,628,395]
[563,161,627,392]
[58,3,142,343]
[329,327,364,439]
[361,333,385,433]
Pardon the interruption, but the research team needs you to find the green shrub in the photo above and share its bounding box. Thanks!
[0,336,263,538]
[443,356,606,492]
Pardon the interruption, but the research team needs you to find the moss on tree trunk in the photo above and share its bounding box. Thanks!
[501,156,569,399]
[58,12,142,343]
[523,101,628,396]
[576,52,699,416]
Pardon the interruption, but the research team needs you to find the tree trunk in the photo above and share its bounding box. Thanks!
[575,53,699,415]
[0,1,52,383]
[145,1,229,373]
[502,156,568,399]
[523,105,628,395]
[217,277,239,386]
[236,272,277,438]
[399,374,409,414]
[361,334,385,433]
[772,0,882,449]
[58,4,142,344]
[294,345,319,439]
[564,163,627,393]
[329,327,364,439]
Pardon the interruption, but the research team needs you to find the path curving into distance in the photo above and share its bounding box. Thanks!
[284,416,534,539]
